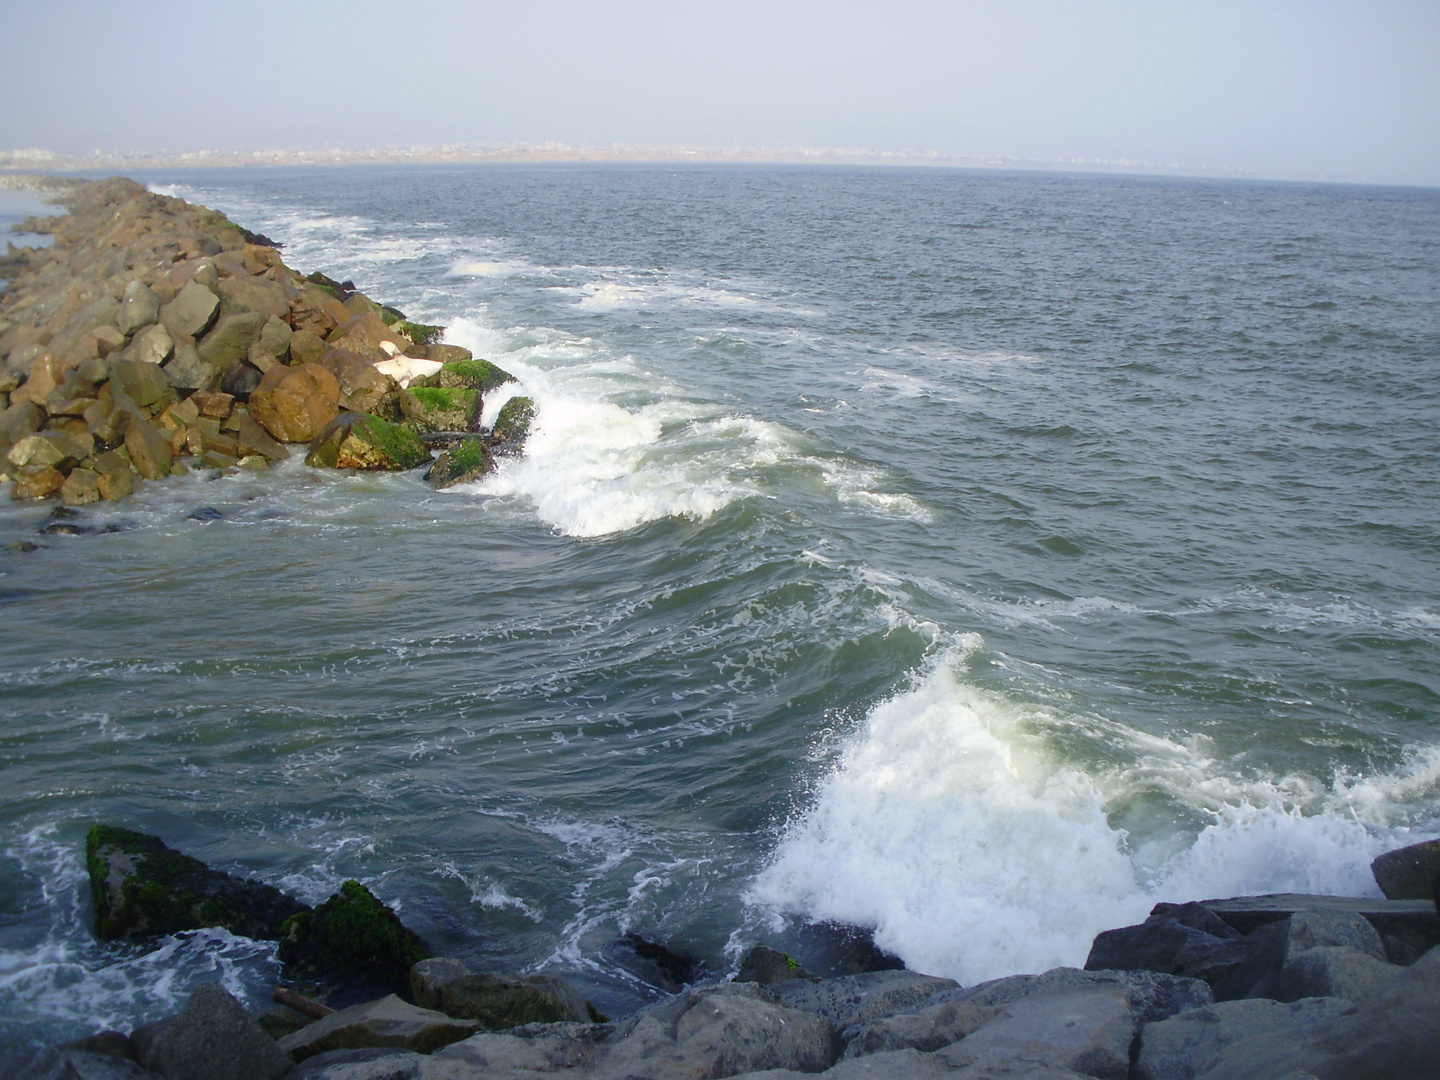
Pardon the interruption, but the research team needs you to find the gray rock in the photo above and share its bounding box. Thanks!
[118,280,161,335]
[737,944,816,985]
[198,312,266,370]
[290,1047,479,1079]
[1136,997,1358,1080]
[728,1047,962,1078]
[278,995,480,1063]
[1372,839,1440,901]
[949,966,1211,1031]
[160,281,220,340]
[260,315,292,361]
[593,982,840,1080]
[1285,909,1385,960]
[935,987,1133,1080]
[9,1048,161,1080]
[771,970,959,1033]
[1214,908,1389,1002]
[844,997,1000,1057]
[1271,946,1401,1003]
[410,957,473,1011]
[1194,943,1440,1080]
[1086,903,1250,985]
[131,981,291,1080]
[434,1023,602,1075]
[162,344,216,392]
[437,971,593,1028]
[190,259,218,290]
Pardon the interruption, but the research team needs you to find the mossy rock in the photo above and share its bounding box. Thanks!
[304,270,355,300]
[306,412,430,470]
[278,880,429,993]
[379,305,406,326]
[735,943,815,985]
[426,437,493,489]
[394,320,443,347]
[413,359,514,394]
[399,386,480,433]
[85,824,308,942]
[490,396,534,451]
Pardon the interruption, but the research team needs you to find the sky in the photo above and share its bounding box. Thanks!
[2,0,1438,185]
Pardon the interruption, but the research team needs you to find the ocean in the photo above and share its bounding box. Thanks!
[1,164,1437,1050]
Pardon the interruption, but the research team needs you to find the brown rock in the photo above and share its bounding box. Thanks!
[0,400,44,445]
[247,343,281,374]
[12,354,66,407]
[108,359,175,410]
[92,325,126,358]
[288,328,328,367]
[160,279,220,339]
[327,310,407,361]
[61,468,101,506]
[125,417,173,480]
[118,280,161,335]
[96,461,134,501]
[235,414,289,461]
[217,273,291,322]
[12,466,65,500]
[289,286,349,337]
[321,349,394,413]
[425,343,474,365]
[190,389,234,420]
[259,315,292,361]
[198,312,266,370]
[125,323,174,366]
[162,342,216,391]
[248,362,340,443]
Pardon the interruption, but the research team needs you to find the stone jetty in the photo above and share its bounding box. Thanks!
[0,176,532,504]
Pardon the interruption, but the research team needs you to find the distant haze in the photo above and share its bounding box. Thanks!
[3,0,1438,186]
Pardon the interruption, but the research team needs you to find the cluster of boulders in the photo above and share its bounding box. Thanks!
[10,827,1438,1079]
[0,176,533,506]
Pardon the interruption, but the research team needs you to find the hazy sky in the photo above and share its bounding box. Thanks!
[3,0,1438,185]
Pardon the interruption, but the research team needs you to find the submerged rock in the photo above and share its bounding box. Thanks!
[85,825,308,941]
[278,880,430,994]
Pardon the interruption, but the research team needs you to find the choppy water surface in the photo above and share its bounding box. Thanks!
[2,165,1437,1048]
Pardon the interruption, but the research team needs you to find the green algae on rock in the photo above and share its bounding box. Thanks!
[426,436,493,489]
[305,411,430,470]
[85,824,307,941]
[279,880,430,993]
[490,396,534,451]
[415,358,515,394]
[399,386,480,433]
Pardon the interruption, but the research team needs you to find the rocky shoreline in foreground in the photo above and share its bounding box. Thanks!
[4,178,1439,1079]
[6,826,1440,1080]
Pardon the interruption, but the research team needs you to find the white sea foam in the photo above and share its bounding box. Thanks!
[748,642,1440,986]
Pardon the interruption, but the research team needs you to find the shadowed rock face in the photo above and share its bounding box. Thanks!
[84,825,307,942]
[278,880,430,996]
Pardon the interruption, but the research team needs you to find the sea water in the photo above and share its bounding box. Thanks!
[1,165,1436,1049]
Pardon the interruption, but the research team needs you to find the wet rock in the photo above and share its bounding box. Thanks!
[424,438,491,489]
[61,468,101,506]
[186,507,223,523]
[409,957,473,1010]
[118,280,161,335]
[131,982,291,1080]
[306,412,430,471]
[433,1025,602,1077]
[278,995,478,1063]
[55,1031,138,1063]
[12,466,67,500]
[1,400,45,445]
[235,413,290,461]
[489,396,533,451]
[327,311,409,363]
[278,880,430,994]
[935,987,1133,1080]
[437,971,594,1029]
[1087,902,1252,985]
[1136,997,1359,1080]
[1213,908,1389,1001]
[288,328,329,367]
[602,932,704,994]
[160,279,220,340]
[414,358,514,394]
[737,943,817,985]
[1271,945,1402,1003]
[85,824,308,941]
[422,344,472,365]
[1372,839,1440,901]
[392,320,443,348]
[320,349,394,414]
[124,417,173,480]
[771,970,959,1043]
[399,387,479,434]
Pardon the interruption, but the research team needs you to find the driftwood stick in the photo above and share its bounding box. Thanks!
[272,986,335,1019]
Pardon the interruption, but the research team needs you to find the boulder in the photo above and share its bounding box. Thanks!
[320,349,394,414]
[86,391,143,448]
[5,1047,159,1079]
[108,359,174,410]
[770,969,958,1035]
[278,996,478,1063]
[8,431,83,471]
[1270,945,1402,1003]
[249,362,340,443]
[131,982,291,1080]
[61,468,101,507]
[423,344,472,365]
[595,982,840,1080]
[278,880,429,993]
[436,971,594,1029]
[433,1025,602,1077]
[11,466,66,500]
[92,325,126,359]
[85,825,308,941]
[306,413,430,471]
[425,438,492,489]
[197,312,266,370]
[162,343,215,392]
[220,361,264,398]
[1,400,45,445]
[1086,902,1251,985]
[415,359,514,394]
[286,1047,457,1078]
[1193,943,1440,1080]
[489,396,533,451]
[160,280,220,339]
[118,280,161,335]
[216,274,290,322]
[327,311,408,362]
[96,457,135,501]
[1213,908,1389,1001]
[124,323,174,366]
[260,315,292,361]
[935,987,1133,1080]
[409,957,473,1011]
[948,966,1212,1032]
[392,320,443,348]
[844,996,1000,1057]
[1136,997,1359,1080]
[124,418,173,481]
[235,414,291,462]
[1372,839,1440,901]
[601,933,705,995]
[399,387,479,434]
[289,328,329,367]
[12,355,66,407]
[737,943,817,985]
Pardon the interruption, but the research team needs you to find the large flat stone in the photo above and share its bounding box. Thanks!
[1135,997,1358,1080]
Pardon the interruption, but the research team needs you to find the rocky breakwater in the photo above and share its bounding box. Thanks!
[8,827,1440,1079]
[0,177,533,507]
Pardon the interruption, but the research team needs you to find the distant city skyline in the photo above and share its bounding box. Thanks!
[3,1,1437,187]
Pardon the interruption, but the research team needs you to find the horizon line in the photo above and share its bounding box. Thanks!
[1,143,1432,190]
